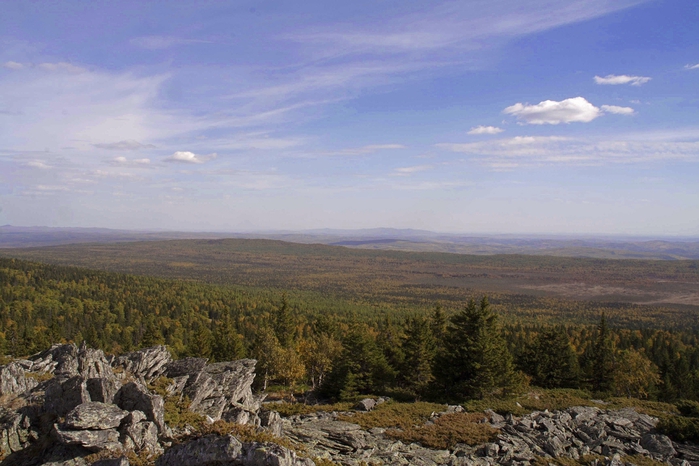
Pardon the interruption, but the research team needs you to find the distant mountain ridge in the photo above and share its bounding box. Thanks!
[2,225,699,260]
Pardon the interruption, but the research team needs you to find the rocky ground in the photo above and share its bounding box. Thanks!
[0,344,698,466]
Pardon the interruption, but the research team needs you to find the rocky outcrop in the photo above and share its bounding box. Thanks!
[0,343,282,466]
[284,406,698,466]
[155,434,314,466]
[113,346,171,382]
[164,358,261,423]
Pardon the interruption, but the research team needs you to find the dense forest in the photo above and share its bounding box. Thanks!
[3,257,699,404]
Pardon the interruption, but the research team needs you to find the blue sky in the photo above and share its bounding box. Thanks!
[1,0,697,235]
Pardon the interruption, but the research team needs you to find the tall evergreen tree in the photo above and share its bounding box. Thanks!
[273,294,296,348]
[590,314,615,393]
[519,326,579,388]
[400,317,436,396]
[211,316,245,362]
[434,297,514,399]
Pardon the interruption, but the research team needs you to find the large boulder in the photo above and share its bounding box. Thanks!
[77,344,113,380]
[86,377,121,404]
[155,434,243,466]
[0,409,35,457]
[45,376,91,417]
[113,382,167,435]
[0,362,38,396]
[113,346,171,382]
[54,424,121,452]
[64,402,129,430]
[119,410,161,454]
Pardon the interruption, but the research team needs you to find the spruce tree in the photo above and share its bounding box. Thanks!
[519,326,579,388]
[401,317,436,396]
[591,314,615,393]
[434,297,514,399]
[274,294,296,348]
[211,316,245,362]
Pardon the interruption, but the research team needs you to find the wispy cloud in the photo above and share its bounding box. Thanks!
[322,144,407,156]
[109,156,151,167]
[601,105,635,115]
[392,165,433,176]
[164,151,217,164]
[130,36,212,50]
[685,63,699,70]
[3,61,24,70]
[504,97,601,125]
[468,125,504,135]
[437,135,699,167]
[594,74,651,86]
[94,140,156,151]
[25,160,52,169]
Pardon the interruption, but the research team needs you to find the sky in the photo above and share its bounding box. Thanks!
[0,0,698,236]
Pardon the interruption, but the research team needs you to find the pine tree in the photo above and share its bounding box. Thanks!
[321,327,392,400]
[273,294,296,348]
[519,326,579,388]
[211,316,245,362]
[434,297,514,399]
[400,317,436,396]
[591,314,615,393]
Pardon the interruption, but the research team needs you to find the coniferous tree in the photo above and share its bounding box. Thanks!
[519,326,579,388]
[434,297,514,399]
[211,316,245,362]
[400,317,436,396]
[273,294,295,348]
[590,314,615,393]
[321,327,392,400]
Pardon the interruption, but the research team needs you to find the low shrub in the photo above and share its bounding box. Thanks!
[386,412,497,449]
[337,401,446,430]
[657,416,699,442]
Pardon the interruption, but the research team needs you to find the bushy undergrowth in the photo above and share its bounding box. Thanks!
[270,401,354,417]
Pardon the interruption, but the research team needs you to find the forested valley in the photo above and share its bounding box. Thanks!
[2,256,699,404]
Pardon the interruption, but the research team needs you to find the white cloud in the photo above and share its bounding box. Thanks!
[164,151,217,164]
[25,160,52,169]
[323,144,406,156]
[601,105,635,115]
[111,156,151,166]
[685,64,699,70]
[392,165,433,176]
[3,61,24,70]
[38,62,86,73]
[130,36,211,50]
[468,125,504,135]
[436,135,699,167]
[503,97,601,125]
[94,140,156,151]
[593,74,651,86]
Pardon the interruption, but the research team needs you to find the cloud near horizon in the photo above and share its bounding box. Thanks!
[503,97,601,125]
[94,140,156,151]
[601,105,635,115]
[594,74,651,85]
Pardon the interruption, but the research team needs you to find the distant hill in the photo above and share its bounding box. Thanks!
[2,225,698,260]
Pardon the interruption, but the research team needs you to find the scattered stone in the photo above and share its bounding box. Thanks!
[354,398,376,412]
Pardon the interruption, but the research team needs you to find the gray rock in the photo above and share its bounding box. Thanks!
[243,442,315,466]
[641,433,676,458]
[0,409,34,456]
[155,434,243,466]
[120,418,161,454]
[64,402,129,430]
[165,357,208,378]
[32,344,80,377]
[114,382,167,435]
[45,376,91,417]
[54,424,121,452]
[87,377,121,404]
[77,345,114,380]
[113,346,171,382]
[260,411,284,437]
[354,398,376,412]
[91,458,130,466]
[0,362,38,396]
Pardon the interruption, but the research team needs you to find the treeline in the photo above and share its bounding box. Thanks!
[2,258,699,403]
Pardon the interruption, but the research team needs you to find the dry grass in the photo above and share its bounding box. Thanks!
[270,401,354,417]
[198,421,301,453]
[386,412,497,450]
[336,401,446,430]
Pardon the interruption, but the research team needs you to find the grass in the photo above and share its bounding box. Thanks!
[461,389,677,418]
[386,412,497,449]
[532,454,666,466]
[270,401,355,417]
[337,401,446,430]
